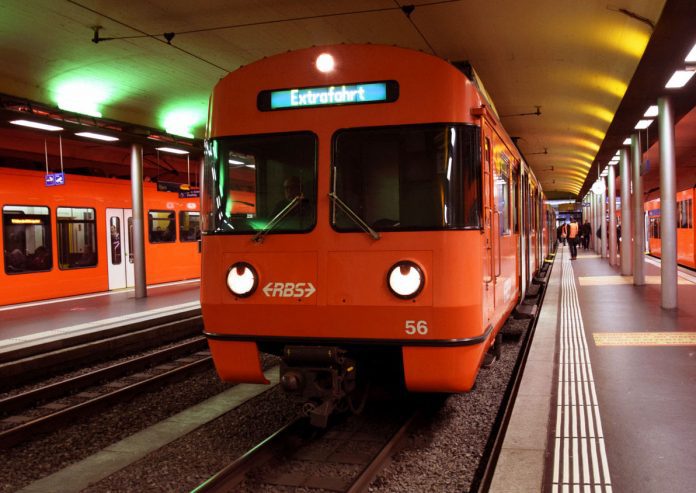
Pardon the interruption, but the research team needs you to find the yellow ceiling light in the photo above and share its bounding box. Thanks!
[555,156,592,168]
[577,103,614,124]
[604,24,650,60]
[571,124,606,142]
[557,149,596,163]
[582,73,628,99]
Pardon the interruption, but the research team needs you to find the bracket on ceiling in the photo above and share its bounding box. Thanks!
[501,106,541,118]
[91,26,113,44]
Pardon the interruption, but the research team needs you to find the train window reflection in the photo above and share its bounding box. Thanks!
[203,132,317,234]
[57,207,97,269]
[128,217,134,263]
[149,210,176,243]
[332,124,481,231]
[179,211,201,242]
[110,217,122,265]
[2,205,52,274]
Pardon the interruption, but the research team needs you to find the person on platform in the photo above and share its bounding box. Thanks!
[581,221,591,249]
[568,217,580,260]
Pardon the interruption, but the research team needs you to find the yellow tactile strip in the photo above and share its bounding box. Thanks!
[593,332,696,346]
[578,275,692,286]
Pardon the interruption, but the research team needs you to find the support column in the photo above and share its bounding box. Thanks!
[658,97,678,309]
[600,181,607,258]
[631,133,645,285]
[620,147,632,275]
[608,165,617,265]
[592,194,602,254]
[131,144,147,298]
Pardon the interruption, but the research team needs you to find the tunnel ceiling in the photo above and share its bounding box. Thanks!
[0,0,694,198]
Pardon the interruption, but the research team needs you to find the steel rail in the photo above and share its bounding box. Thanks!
[0,337,207,414]
[0,355,211,448]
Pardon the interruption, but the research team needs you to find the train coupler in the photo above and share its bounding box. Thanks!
[280,346,357,427]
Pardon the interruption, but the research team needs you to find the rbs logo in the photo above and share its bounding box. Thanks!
[262,282,316,298]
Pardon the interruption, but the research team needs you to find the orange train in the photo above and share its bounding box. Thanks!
[1,167,201,306]
[201,44,554,425]
[645,187,695,269]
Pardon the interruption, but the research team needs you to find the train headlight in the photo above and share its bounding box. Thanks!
[226,262,258,298]
[387,261,424,299]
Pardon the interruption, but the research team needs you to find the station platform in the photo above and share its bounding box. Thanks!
[491,244,696,493]
[0,280,201,364]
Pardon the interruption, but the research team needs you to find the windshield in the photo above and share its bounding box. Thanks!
[332,124,481,231]
[202,132,317,234]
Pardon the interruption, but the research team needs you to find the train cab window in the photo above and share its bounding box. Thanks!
[149,211,176,243]
[331,124,481,231]
[57,207,97,269]
[2,205,52,274]
[202,132,317,234]
[179,211,201,242]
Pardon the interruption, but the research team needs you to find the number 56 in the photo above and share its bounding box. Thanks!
[405,320,428,335]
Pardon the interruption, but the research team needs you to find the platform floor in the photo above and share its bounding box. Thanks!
[491,244,696,493]
[0,280,200,358]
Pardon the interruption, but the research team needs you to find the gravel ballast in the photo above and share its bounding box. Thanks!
[2,318,531,492]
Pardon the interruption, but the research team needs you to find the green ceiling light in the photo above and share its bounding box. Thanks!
[161,107,205,138]
[54,80,111,117]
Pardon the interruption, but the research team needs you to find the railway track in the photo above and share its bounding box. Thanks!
[193,403,421,493]
[191,252,555,492]
[0,337,211,448]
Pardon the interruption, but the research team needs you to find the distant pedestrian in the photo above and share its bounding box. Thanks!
[582,221,591,249]
[568,218,579,259]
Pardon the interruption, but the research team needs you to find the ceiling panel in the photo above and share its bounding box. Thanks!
[0,0,689,198]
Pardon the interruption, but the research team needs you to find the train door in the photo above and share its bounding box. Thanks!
[519,166,527,295]
[106,208,135,290]
[482,129,495,324]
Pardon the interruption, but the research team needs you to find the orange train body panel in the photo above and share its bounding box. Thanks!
[645,187,695,269]
[0,167,200,306]
[201,44,552,394]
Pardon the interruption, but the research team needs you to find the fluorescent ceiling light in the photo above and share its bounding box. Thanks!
[228,158,244,165]
[644,105,659,117]
[623,138,632,145]
[665,70,695,88]
[156,147,189,155]
[10,119,63,131]
[75,131,119,142]
[635,119,653,129]
[686,43,696,62]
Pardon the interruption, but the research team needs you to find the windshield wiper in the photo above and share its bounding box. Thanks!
[328,192,380,240]
[252,194,304,243]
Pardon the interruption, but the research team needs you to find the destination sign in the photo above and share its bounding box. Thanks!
[258,80,398,111]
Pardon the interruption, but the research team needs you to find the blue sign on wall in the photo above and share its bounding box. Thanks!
[45,172,65,187]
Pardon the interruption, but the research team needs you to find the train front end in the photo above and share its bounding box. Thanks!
[201,45,503,424]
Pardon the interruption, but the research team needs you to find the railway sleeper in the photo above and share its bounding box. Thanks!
[279,345,357,428]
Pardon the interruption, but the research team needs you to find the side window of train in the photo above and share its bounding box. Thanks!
[512,171,519,234]
[148,210,176,243]
[110,217,122,265]
[495,151,511,236]
[57,207,97,269]
[179,211,201,242]
[2,205,52,274]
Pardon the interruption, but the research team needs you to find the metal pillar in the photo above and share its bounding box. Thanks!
[594,192,600,254]
[631,133,645,285]
[131,144,147,298]
[620,147,632,275]
[658,97,678,309]
[600,182,607,258]
[608,165,617,265]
